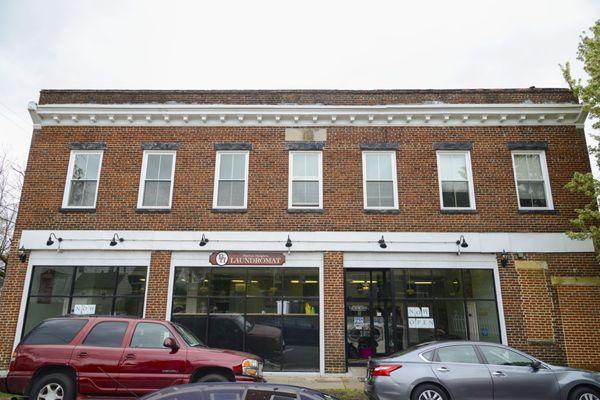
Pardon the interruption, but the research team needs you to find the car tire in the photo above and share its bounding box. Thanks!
[30,373,75,400]
[411,384,448,400]
[569,387,600,400]
[197,373,230,383]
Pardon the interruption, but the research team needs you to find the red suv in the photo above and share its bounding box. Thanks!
[1,316,264,399]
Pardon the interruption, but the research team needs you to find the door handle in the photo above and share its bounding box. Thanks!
[436,367,450,372]
[124,353,136,360]
[492,371,506,377]
[77,352,88,358]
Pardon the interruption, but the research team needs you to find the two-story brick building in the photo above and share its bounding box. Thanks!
[1,88,599,374]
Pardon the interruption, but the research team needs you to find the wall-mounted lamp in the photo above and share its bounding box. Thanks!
[199,234,209,247]
[501,250,509,267]
[378,236,387,249]
[18,245,27,263]
[285,235,293,254]
[456,235,468,255]
[46,233,63,247]
[109,233,124,247]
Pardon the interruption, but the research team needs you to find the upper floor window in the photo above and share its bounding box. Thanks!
[511,151,553,210]
[137,151,176,209]
[213,151,249,209]
[436,151,476,210]
[63,150,103,208]
[289,151,323,209]
[362,151,398,210]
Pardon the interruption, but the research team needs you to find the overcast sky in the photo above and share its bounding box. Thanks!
[0,0,598,171]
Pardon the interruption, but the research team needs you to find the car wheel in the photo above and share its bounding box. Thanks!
[30,373,75,400]
[197,373,230,382]
[569,387,600,400]
[412,384,448,400]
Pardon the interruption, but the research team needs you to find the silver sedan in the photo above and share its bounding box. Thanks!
[364,340,600,400]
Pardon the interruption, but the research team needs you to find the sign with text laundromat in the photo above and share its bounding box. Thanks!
[209,251,286,266]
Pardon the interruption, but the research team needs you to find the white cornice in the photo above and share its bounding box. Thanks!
[28,102,587,129]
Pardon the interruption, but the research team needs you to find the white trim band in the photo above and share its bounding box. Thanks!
[20,230,594,253]
[28,102,587,129]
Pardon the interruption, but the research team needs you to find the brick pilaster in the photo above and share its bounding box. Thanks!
[323,251,345,373]
[144,251,172,320]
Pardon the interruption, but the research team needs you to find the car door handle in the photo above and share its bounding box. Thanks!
[124,353,136,360]
[77,352,88,358]
[436,367,450,372]
[492,371,506,377]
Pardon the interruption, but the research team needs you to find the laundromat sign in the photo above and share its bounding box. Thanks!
[209,251,286,266]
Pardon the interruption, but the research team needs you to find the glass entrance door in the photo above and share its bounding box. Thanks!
[345,269,393,363]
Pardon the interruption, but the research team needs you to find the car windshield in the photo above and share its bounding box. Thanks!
[171,322,205,347]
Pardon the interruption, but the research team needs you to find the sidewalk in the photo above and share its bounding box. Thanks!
[263,367,366,390]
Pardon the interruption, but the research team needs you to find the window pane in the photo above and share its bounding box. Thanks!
[282,299,319,315]
[114,297,144,316]
[73,267,118,296]
[219,153,246,180]
[434,301,467,340]
[365,153,392,180]
[441,181,470,208]
[437,345,479,364]
[172,297,208,315]
[440,154,467,181]
[211,268,246,296]
[156,181,171,206]
[23,319,88,345]
[143,181,159,206]
[467,300,500,343]
[406,301,435,345]
[85,154,101,179]
[146,154,161,180]
[463,270,495,299]
[81,181,97,206]
[72,154,88,179]
[70,297,113,315]
[68,181,85,206]
[158,154,173,180]
[432,269,463,298]
[292,181,319,206]
[293,153,306,177]
[284,268,319,297]
[480,346,532,367]
[518,182,547,208]
[292,153,318,179]
[116,267,147,296]
[210,297,246,314]
[174,268,210,297]
[130,322,174,348]
[514,155,528,179]
[406,270,433,298]
[30,267,74,297]
[232,154,246,179]
[366,181,394,208]
[247,297,278,314]
[245,315,283,371]
[207,315,245,351]
[217,181,245,207]
[83,321,128,347]
[526,154,543,180]
[247,268,282,297]
[346,270,371,298]
[282,316,319,371]
[23,297,71,335]
[72,153,100,180]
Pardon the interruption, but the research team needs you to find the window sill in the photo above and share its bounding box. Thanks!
[211,208,248,213]
[364,209,400,214]
[59,207,96,213]
[136,208,171,214]
[287,208,325,214]
[518,209,558,215]
[440,209,478,214]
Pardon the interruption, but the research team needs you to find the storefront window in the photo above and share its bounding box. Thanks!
[171,266,320,372]
[23,265,147,336]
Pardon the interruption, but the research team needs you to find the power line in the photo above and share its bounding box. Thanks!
[0,101,30,126]
[0,110,30,133]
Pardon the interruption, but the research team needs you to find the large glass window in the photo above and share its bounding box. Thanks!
[23,266,147,336]
[436,151,475,209]
[138,151,176,208]
[362,151,398,209]
[289,152,322,209]
[512,151,553,209]
[63,151,103,208]
[213,152,249,209]
[171,266,320,372]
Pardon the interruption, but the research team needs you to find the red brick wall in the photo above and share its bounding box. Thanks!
[323,252,346,373]
[144,251,172,319]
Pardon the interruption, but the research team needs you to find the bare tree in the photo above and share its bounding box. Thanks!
[0,153,24,282]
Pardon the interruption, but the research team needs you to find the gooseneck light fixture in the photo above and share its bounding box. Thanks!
[500,250,509,267]
[199,234,209,247]
[285,235,293,254]
[109,233,124,247]
[456,235,468,255]
[378,236,387,249]
[46,233,63,247]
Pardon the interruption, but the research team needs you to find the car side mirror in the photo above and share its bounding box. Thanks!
[531,360,542,370]
[163,337,180,352]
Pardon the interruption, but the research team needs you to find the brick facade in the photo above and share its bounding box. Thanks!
[1,89,598,373]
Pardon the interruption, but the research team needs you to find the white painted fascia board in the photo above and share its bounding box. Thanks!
[20,230,595,253]
[29,102,586,128]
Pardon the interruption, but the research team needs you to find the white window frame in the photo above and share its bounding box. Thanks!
[436,150,477,211]
[62,150,104,209]
[137,150,177,209]
[511,150,554,210]
[212,150,249,209]
[361,151,399,210]
[288,151,323,210]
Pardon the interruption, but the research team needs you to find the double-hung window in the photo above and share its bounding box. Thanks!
[137,151,176,209]
[63,150,103,208]
[288,151,323,209]
[213,151,249,209]
[436,151,476,210]
[362,151,398,209]
[512,151,553,209]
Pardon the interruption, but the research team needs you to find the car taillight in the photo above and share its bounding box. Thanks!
[371,364,402,376]
[8,350,17,371]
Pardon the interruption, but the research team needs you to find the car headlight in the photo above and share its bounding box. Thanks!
[242,359,262,378]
